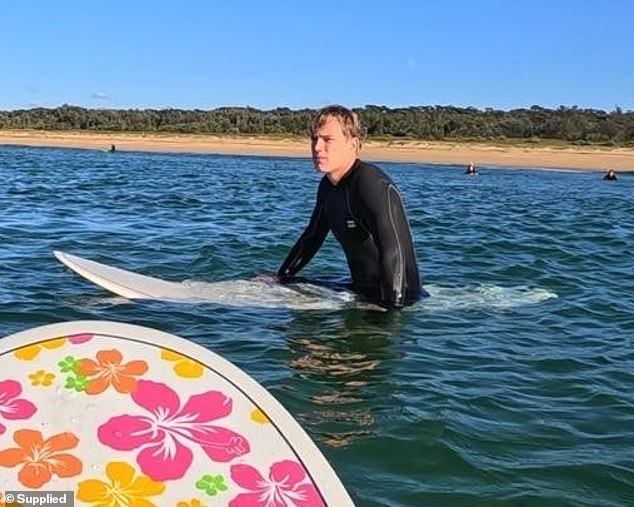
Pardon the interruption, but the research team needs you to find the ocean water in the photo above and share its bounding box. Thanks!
[1,145,633,506]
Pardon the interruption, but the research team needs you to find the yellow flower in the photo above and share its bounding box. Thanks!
[161,350,204,378]
[28,369,56,387]
[251,408,270,424]
[15,338,66,360]
[176,499,207,507]
[1,497,25,506]
[76,461,164,507]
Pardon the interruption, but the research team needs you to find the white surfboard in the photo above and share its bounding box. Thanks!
[53,250,357,310]
[0,320,355,506]
[54,250,194,299]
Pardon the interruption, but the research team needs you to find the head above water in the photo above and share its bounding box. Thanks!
[310,105,362,184]
[310,105,362,144]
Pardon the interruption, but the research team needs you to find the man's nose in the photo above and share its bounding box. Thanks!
[313,138,324,151]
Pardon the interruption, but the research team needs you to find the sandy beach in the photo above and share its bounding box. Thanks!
[1,129,632,172]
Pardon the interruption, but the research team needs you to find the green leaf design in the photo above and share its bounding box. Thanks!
[58,355,78,373]
[195,473,228,497]
[64,374,90,392]
[213,475,227,489]
[75,375,90,390]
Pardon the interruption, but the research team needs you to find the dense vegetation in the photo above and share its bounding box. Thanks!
[1,104,633,145]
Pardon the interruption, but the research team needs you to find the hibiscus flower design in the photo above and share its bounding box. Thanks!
[77,349,148,395]
[77,461,164,506]
[161,349,204,378]
[0,380,37,436]
[67,333,93,344]
[98,380,250,481]
[14,334,93,361]
[0,430,82,488]
[229,460,325,507]
[14,338,66,361]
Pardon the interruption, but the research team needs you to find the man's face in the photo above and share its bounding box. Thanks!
[311,116,358,182]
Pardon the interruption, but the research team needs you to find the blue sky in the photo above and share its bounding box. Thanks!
[1,1,633,112]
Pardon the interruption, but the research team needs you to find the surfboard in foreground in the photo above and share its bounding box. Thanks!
[0,320,355,506]
[53,250,360,310]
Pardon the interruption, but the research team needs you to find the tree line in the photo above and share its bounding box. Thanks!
[1,104,633,145]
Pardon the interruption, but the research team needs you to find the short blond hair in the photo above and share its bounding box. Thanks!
[310,105,362,146]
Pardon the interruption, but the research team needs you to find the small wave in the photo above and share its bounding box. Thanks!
[179,279,355,310]
[171,280,556,312]
[419,284,558,312]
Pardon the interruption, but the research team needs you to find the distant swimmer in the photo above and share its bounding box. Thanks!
[109,144,116,152]
[603,169,617,181]
[465,161,477,175]
[276,105,424,309]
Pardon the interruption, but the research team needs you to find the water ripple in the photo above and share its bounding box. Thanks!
[1,147,633,506]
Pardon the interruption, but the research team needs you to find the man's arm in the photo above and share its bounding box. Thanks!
[360,173,416,308]
[277,185,330,280]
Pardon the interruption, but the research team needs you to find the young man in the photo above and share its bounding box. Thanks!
[277,105,423,309]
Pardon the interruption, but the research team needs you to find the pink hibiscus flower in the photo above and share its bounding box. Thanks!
[98,380,249,481]
[67,333,93,344]
[0,380,37,436]
[229,460,325,507]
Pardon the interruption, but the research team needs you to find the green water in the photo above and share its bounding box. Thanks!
[1,146,632,506]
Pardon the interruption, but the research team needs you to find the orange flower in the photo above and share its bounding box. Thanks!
[0,429,82,488]
[77,349,148,395]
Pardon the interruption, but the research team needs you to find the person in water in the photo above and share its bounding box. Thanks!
[603,169,618,181]
[465,161,477,175]
[276,105,423,309]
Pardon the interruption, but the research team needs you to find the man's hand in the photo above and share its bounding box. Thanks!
[252,274,280,284]
[356,302,389,312]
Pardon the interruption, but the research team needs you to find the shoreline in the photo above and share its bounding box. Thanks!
[1,129,633,172]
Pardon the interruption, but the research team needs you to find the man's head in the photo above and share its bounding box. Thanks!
[310,105,362,183]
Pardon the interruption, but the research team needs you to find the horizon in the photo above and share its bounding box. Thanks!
[3,103,632,115]
[1,1,633,112]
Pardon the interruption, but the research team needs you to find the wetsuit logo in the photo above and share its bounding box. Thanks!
[346,219,357,229]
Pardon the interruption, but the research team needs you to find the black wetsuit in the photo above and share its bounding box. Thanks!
[278,159,422,308]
